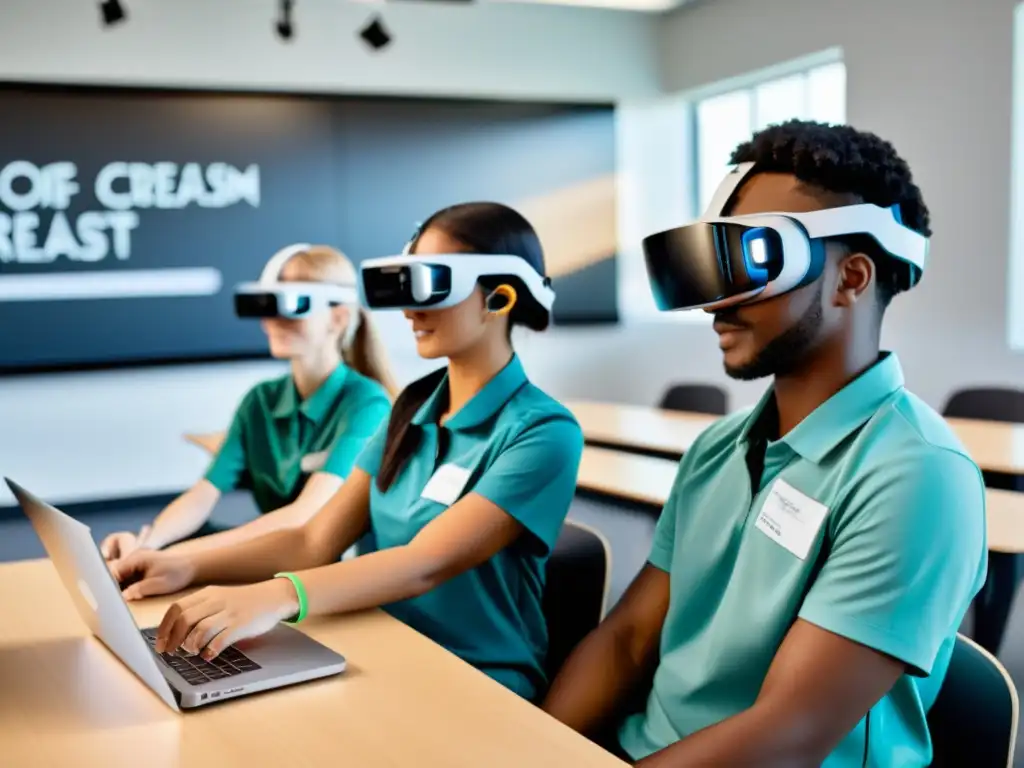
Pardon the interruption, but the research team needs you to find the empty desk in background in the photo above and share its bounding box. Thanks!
[184,432,226,456]
[576,446,1024,654]
[0,560,626,768]
[568,400,1024,481]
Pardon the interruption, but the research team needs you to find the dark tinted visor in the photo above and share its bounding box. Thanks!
[360,263,452,308]
[234,292,312,318]
[235,292,279,318]
[643,222,783,310]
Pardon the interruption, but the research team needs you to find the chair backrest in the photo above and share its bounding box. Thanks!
[927,633,1019,768]
[542,519,611,682]
[658,383,728,415]
[942,388,1024,423]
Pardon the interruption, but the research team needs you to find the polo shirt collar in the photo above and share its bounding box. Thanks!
[740,352,905,463]
[271,363,349,423]
[412,355,528,430]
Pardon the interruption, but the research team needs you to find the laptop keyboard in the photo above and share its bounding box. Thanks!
[142,628,261,687]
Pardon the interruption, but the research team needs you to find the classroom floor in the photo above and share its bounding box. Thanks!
[2,493,1022,765]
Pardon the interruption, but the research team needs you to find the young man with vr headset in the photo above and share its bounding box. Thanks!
[543,120,987,767]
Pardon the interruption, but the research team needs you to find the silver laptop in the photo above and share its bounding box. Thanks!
[5,478,346,710]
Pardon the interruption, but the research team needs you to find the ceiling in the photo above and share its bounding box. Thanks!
[488,0,697,13]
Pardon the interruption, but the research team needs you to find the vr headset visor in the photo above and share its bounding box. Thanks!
[358,254,555,313]
[643,162,930,312]
[234,243,357,319]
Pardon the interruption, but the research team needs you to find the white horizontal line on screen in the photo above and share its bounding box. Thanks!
[0,268,223,301]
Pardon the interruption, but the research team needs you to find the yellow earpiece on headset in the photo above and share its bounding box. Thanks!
[485,284,517,316]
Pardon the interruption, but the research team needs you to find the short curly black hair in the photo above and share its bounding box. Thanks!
[729,119,930,308]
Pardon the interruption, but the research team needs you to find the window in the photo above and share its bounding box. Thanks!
[1009,3,1024,350]
[695,61,847,215]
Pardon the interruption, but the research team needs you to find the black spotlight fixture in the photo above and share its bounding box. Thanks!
[275,0,295,41]
[99,0,127,27]
[359,15,391,51]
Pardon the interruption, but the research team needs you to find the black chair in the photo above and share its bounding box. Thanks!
[927,633,1019,767]
[542,519,611,682]
[658,383,728,416]
[942,387,1024,423]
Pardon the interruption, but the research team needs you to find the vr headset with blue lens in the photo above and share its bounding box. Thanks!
[234,243,357,319]
[642,162,930,312]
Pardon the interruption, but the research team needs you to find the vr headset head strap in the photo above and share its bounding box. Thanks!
[703,162,757,218]
[260,243,313,285]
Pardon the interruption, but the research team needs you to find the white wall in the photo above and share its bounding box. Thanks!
[637,0,1024,415]
[0,0,659,506]
[0,0,659,102]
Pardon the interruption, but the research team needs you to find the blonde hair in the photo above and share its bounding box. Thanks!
[284,245,398,398]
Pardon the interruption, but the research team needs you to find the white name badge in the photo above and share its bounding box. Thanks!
[755,479,829,560]
[300,451,329,473]
[421,464,472,506]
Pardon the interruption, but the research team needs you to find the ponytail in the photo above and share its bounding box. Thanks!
[376,368,448,492]
[340,306,399,400]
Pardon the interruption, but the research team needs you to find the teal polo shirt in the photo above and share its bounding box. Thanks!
[356,355,584,701]
[205,364,391,514]
[619,353,987,766]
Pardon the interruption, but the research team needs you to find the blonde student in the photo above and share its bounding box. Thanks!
[111,203,584,702]
[101,244,395,561]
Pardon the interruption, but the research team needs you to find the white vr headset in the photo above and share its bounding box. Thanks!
[642,162,930,312]
[234,243,358,319]
[358,253,556,315]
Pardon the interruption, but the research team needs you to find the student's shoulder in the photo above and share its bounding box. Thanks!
[847,390,984,515]
[343,367,392,407]
[862,389,979,473]
[510,382,578,424]
[501,383,583,447]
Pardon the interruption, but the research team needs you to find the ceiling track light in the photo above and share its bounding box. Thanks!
[359,15,391,51]
[276,0,296,41]
[99,0,127,27]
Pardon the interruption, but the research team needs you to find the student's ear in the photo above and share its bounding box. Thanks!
[331,305,351,333]
[834,252,874,308]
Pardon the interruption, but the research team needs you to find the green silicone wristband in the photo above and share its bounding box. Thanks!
[274,572,309,624]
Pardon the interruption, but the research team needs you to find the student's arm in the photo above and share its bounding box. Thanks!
[135,480,223,551]
[165,396,388,556]
[543,564,670,737]
[544,452,683,737]
[164,472,344,556]
[101,480,221,559]
[634,450,987,767]
[152,418,584,657]
[112,469,375,599]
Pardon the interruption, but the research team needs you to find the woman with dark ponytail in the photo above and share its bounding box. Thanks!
[112,203,585,702]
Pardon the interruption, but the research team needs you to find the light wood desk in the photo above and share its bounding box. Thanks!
[568,400,1024,479]
[568,400,718,461]
[0,560,626,768]
[183,431,226,456]
[946,417,1024,477]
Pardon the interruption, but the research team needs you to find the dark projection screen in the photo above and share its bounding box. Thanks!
[0,86,617,372]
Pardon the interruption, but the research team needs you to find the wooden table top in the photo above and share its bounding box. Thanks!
[567,400,1024,477]
[0,560,626,768]
[578,446,1024,554]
